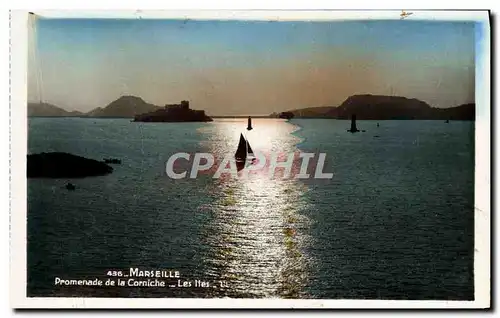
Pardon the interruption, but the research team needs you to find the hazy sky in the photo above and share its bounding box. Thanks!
[28,18,476,115]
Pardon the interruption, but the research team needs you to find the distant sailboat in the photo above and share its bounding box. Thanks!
[247,116,253,130]
[235,133,253,162]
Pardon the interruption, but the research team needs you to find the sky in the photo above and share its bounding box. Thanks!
[28,18,477,115]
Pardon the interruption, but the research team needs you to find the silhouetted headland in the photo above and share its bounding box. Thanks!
[133,100,213,122]
[271,94,475,120]
[103,158,121,164]
[27,152,113,178]
[28,102,83,117]
[28,94,474,121]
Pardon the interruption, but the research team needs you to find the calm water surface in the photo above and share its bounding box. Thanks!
[27,118,474,299]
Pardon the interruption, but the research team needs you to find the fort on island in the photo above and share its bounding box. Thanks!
[133,100,213,122]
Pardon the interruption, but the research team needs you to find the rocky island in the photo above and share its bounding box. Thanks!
[133,100,213,122]
[28,152,113,178]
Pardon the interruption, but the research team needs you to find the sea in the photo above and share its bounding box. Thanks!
[27,118,475,299]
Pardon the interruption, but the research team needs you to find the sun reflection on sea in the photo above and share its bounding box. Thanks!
[198,119,313,298]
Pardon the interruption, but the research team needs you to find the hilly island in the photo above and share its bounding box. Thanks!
[28,94,475,121]
[271,95,475,120]
[28,102,84,117]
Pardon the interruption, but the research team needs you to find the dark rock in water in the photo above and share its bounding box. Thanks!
[278,111,294,119]
[28,152,113,178]
[65,183,76,190]
[104,158,121,164]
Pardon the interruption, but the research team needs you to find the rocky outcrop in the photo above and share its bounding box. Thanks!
[27,152,113,178]
[327,94,433,120]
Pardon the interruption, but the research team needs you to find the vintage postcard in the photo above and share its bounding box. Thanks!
[10,10,490,309]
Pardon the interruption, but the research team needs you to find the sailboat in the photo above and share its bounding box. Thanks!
[235,133,254,162]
